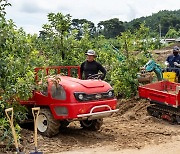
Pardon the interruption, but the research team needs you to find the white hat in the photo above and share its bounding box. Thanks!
[85,49,96,56]
[173,46,179,52]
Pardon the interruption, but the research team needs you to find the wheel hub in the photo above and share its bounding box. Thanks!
[37,114,48,132]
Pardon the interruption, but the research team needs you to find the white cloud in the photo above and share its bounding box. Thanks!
[5,0,180,34]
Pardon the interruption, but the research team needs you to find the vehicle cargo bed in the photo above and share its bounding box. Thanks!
[138,81,180,107]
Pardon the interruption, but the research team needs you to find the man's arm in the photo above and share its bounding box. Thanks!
[174,62,180,67]
[165,56,170,67]
[80,62,84,79]
[173,55,180,67]
[97,62,106,80]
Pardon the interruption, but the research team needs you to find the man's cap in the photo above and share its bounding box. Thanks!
[173,46,179,52]
[85,49,96,56]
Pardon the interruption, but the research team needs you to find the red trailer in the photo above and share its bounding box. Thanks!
[20,66,118,137]
[138,80,180,123]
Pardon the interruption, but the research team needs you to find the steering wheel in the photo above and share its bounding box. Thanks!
[87,73,103,80]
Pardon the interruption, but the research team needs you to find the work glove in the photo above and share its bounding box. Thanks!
[174,62,180,67]
[165,61,169,67]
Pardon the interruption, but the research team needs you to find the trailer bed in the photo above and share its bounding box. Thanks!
[138,81,180,108]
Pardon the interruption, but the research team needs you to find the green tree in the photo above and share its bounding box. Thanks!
[0,0,47,145]
[71,19,96,39]
[97,18,125,38]
[165,28,179,38]
[42,12,71,60]
[109,25,151,97]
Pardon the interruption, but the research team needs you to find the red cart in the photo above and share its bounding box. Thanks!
[139,80,180,123]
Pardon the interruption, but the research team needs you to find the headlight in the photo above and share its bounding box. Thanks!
[105,89,114,98]
[78,94,84,100]
[74,92,86,101]
[108,91,113,97]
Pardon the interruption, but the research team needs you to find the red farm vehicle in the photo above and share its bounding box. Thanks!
[20,66,118,137]
[139,80,180,123]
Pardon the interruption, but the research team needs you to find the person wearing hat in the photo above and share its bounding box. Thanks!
[80,49,106,80]
[165,46,180,68]
[165,46,180,82]
[165,46,180,67]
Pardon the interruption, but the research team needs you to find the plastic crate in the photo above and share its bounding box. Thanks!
[163,72,176,82]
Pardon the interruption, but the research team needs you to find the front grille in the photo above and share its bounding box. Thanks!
[74,90,114,102]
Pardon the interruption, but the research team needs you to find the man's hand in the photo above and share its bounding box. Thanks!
[165,61,169,67]
[174,62,180,67]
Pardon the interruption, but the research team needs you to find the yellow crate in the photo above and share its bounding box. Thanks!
[163,72,176,82]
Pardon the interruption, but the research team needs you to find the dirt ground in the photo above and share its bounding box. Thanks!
[2,44,180,154]
[18,98,180,154]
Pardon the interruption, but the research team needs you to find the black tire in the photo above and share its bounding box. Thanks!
[59,120,70,129]
[80,119,103,131]
[37,108,60,137]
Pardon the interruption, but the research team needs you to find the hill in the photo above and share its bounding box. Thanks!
[125,10,180,37]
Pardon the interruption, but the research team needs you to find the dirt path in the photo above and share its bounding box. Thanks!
[58,140,180,154]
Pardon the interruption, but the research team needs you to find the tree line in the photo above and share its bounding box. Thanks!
[40,9,180,39]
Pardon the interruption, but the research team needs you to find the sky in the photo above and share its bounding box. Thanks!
[5,0,180,34]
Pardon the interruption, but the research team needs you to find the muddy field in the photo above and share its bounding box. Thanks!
[2,44,180,154]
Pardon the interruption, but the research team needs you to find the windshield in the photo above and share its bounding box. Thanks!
[51,84,66,100]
